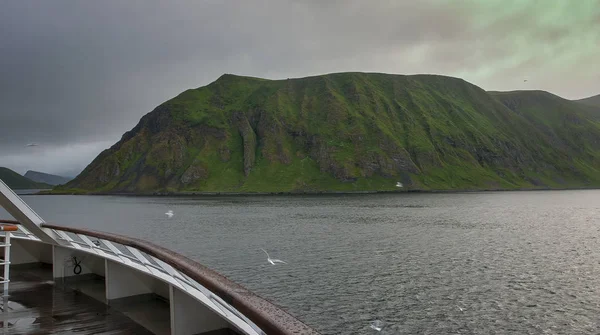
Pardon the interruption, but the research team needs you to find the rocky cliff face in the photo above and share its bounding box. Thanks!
[60,73,600,193]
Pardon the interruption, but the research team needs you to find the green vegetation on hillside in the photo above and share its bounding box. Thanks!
[0,167,53,189]
[577,94,600,108]
[59,73,600,194]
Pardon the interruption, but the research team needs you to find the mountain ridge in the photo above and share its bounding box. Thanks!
[577,94,600,108]
[0,167,53,189]
[58,72,600,194]
[24,170,72,186]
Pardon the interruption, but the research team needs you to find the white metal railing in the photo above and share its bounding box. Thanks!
[0,179,318,335]
[41,226,265,335]
[0,181,56,244]
[0,221,39,242]
[0,226,14,296]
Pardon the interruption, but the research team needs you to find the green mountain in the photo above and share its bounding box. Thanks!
[60,73,600,194]
[0,167,53,189]
[577,94,600,108]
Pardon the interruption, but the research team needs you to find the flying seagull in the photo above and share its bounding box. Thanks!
[260,248,286,265]
[396,182,403,188]
[25,143,39,147]
[165,210,174,218]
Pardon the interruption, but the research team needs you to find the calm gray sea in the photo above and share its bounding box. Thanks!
[2,190,600,334]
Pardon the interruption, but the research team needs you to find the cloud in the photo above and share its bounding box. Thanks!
[0,0,598,176]
[1,141,113,177]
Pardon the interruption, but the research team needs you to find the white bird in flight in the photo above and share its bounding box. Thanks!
[370,320,385,331]
[260,248,286,265]
[165,210,174,218]
[396,182,403,188]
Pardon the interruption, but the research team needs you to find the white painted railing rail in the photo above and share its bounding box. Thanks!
[42,223,269,335]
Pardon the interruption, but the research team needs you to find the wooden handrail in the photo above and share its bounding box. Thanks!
[40,223,319,335]
[0,219,19,231]
[0,219,20,225]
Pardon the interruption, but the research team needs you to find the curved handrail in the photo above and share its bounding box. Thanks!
[40,223,319,335]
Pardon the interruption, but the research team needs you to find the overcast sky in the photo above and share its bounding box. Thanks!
[1,0,599,177]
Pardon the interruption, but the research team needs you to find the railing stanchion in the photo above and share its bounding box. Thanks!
[3,231,9,297]
[0,225,17,298]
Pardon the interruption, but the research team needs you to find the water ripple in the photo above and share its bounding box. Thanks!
[4,190,600,334]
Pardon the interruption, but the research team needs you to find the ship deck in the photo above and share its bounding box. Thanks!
[0,264,163,335]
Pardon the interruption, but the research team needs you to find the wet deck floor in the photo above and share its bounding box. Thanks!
[0,264,156,334]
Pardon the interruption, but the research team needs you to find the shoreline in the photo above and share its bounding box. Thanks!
[33,186,600,197]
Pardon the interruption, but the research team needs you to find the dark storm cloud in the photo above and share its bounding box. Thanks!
[1,0,598,175]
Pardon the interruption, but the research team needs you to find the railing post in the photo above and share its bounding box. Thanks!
[170,285,229,335]
[3,232,9,297]
[0,224,17,298]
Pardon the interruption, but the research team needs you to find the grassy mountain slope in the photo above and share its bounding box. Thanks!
[60,73,600,193]
[577,94,600,108]
[0,167,53,189]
